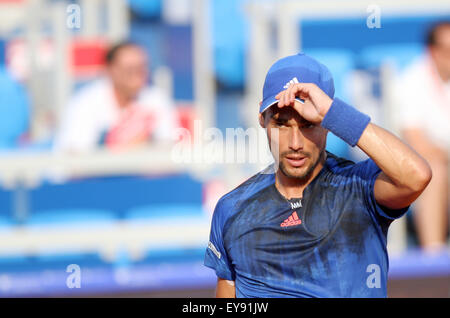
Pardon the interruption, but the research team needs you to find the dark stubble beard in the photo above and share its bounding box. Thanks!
[278,149,325,181]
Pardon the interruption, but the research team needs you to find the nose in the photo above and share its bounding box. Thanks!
[289,126,304,151]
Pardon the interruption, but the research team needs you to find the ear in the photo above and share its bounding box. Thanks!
[258,113,265,128]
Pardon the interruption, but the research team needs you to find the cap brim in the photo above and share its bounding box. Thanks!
[259,96,305,113]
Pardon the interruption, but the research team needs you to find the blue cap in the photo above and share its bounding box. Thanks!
[260,53,335,113]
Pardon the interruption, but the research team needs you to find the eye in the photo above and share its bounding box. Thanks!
[303,123,315,129]
[274,120,287,127]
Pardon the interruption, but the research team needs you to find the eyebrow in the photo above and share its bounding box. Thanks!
[273,115,288,122]
[271,114,313,126]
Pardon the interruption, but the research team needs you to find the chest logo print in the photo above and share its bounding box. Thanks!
[290,201,302,209]
[281,211,302,227]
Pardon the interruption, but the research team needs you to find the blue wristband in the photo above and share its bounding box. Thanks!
[321,98,371,147]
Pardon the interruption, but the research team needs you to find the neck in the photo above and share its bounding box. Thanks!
[434,62,450,82]
[113,86,134,109]
[275,151,326,199]
[429,52,450,82]
[438,69,450,82]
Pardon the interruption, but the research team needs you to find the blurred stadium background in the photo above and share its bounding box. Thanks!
[0,0,449,297]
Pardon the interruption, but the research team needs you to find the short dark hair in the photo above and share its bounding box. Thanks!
[105,41,140,65]
[261,105,275,121]
[425,21,450,47]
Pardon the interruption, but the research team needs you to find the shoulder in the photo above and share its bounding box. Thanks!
[324,151,380,182]
[323,151,356,176]
[397,55,430,87]
[67,79,110,111]
[324,151,354,170]
[138,86,173,108]
[73,78,110,99]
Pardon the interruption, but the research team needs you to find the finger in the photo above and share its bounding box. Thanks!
[279,91,286,107]
[287,85,295,105]
[285,86,293,105]
[279,92,287,107]
[290,85,297,104]
[284,84,298,105]
[283,88,290,106]
[276,91,284,107]
[277,91,284,106]
[281,89,288,106]
[294,83,310,102]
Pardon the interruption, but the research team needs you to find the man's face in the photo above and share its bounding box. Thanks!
[108,46,149,98]
[260,102,328,180]
[430,25,450,80]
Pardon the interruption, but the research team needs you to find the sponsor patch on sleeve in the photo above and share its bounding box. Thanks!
[208,241,221,259]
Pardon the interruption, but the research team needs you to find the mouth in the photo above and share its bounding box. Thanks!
[285,155,307,168]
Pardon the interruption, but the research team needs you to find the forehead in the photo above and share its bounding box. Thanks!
[435,25,450,44]
[265,103,308,123]
[114,46,147,63]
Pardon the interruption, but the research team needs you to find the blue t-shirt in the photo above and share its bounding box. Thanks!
[204,152,409,298]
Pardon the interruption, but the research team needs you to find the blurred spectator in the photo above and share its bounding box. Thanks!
[394,21,450,252]
[0,66,30,150]
[54,41,179,152]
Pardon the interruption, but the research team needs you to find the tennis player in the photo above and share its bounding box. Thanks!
[204,53,432,298]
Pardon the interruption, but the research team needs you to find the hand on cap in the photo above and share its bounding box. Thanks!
[275,83,333,124]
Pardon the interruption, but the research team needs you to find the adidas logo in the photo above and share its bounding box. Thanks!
[280,211,302,227]
[283,77,299,89]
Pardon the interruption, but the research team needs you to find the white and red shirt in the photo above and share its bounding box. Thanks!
[54,78,179,152]
[393,54,450,151]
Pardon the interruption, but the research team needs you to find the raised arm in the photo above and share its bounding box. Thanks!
[275,83,432,210]
[356,123,431,209]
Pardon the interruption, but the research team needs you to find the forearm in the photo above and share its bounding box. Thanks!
[320,97,432,209]
[320,97,431,191]
[357,122,431,192]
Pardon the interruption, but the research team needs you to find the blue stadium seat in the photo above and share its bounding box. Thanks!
[212,0,247,88]
[214,46,245,88]
[0,251,106,275]
[128,0,162,19]
[0,251,105,275]
[30,175,203,218]
[0,215,14,232]
[359,43,424,72]
[164,24,194,100]
[0,39,5,65]
[304,49,355,101]
[136,246,206,265]
[305,49,355,159]
[125,203,205,221]
[0,66,30,150]
[32,251,108,270]
[129,20,165,71]
[0,254,32,273]
[25,208,117,228]
[130,21,193,100]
